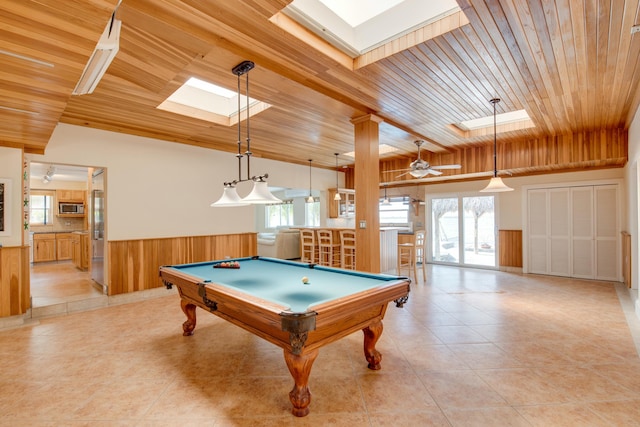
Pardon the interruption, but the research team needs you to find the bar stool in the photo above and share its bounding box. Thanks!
[300,229,316,264]
[397,242,417,278]
[414,230,426,279]
[339,229,356,270]
[397,230,427,280]
[317,229,340,267]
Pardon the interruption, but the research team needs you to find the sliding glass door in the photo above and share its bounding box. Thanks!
[428,194,497,268]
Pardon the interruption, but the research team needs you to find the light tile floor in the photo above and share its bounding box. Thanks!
[2,264,640,426]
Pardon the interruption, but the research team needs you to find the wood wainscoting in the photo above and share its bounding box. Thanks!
[499,230,523,269]
[0,246,30,317]
[108,233,257,295]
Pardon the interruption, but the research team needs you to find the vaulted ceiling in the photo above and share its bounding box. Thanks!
[1,0,639,183]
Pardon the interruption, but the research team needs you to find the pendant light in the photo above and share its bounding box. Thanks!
[306,159,314,203]
[480,98,513,192]
[381,184,391,205]
[333,153,341,201]
[212,60,282,206]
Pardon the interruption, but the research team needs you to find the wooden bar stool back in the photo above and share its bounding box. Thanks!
[339,230,356,270]
[300,229,316,264]
[317,229,340,267]
[397,241,416,278]
[414,229,427,279]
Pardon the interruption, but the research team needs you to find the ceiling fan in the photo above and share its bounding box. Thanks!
[387,140,461,178]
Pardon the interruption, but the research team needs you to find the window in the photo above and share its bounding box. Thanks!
[30,192,55,225]
[265,201,294,228]
[379,196,409,226]
[305,198,320,227]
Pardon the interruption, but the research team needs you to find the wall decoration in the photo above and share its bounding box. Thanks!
[0,178,12,237]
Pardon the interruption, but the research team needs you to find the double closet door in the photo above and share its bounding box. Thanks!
[527,184,619,281]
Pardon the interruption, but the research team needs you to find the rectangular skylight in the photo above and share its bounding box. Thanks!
[343,144,398,158]
[456,109,531,131]
[158,76,270,123]
[184,77,236,98]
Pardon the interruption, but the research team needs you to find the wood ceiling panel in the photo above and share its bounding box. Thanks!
[1,0,639,177]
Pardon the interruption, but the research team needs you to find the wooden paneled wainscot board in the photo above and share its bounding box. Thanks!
[0,246,30,317]
[108,233,257,295]
[499,230,523,269]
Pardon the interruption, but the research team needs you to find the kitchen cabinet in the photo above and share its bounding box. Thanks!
[33,233,56,262]
[57,190,86,203]
[55,233,73,261]
[328,188,355,218]
[72,232,90,271]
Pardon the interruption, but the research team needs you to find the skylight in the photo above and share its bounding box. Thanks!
[184,77,236,98]
[318,0,404,27]
[284,0,461,56]
[342,144,398,158]
[157,77,270,125]
[455,109,531,131]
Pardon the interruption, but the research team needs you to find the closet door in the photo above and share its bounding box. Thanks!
[528,189,548,274]
[571,187,594,278]
[549,189,570,276]
[526,183,620,281]
[594,185,618,280]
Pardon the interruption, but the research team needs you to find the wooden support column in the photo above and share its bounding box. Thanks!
[351,114,382,273]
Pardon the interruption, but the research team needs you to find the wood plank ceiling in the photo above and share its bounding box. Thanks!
[1,0,639,185]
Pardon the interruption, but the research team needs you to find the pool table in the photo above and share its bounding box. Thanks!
[159,256,410,417]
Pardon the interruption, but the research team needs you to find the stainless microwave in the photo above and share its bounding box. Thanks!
[59,202,84,214]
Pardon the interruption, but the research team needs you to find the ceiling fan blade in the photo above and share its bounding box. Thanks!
[431,164,461,170]
[384,168,411,173]
[427,169,443,176]
[395,171,413,178]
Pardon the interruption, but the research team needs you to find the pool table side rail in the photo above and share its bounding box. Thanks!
[160,267,299,348]
[301,280,410,350]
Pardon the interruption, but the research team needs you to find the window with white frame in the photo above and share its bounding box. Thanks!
[265,200,294,228]
[379,196,410,226]
[30,191,55,225]
[305,198,320,226]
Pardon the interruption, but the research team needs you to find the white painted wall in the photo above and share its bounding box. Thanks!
[0,147,24,247]
[28,124,338,241]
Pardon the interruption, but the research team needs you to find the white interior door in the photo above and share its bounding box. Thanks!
[528,189,548,274]
[571,187,594,278]
[550,188,570,276]
[526,183,619,281]
[594,185,618,280]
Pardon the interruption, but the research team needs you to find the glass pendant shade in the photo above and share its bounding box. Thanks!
[409,169,429,178]
[211,186,249,207]
[242,180,282,204]
[306,195,314,203]
[480,176,513,192]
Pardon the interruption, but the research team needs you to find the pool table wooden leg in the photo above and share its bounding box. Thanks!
[283,348,319,417]
[363,319,383,370]
[180,299,197,336]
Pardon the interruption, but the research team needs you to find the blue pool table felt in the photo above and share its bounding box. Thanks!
[167,257,402,312]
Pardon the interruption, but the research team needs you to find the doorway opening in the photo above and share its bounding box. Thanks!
[28,161,107,309]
